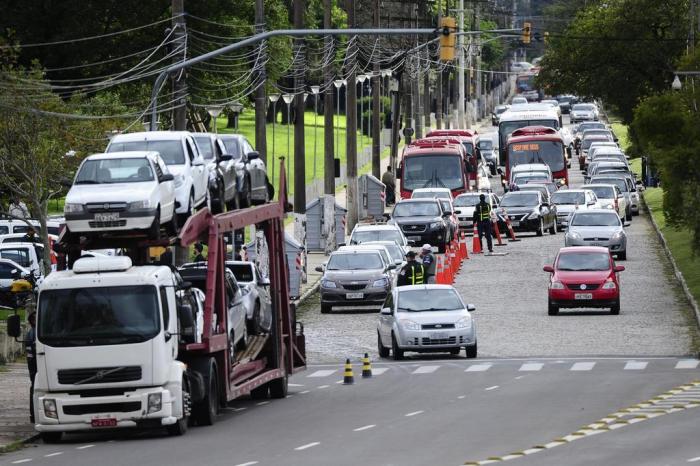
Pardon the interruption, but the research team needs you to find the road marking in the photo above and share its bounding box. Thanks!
[458,395,466,399]
[519,363,543,371]
[11,460,32,464]
[76,445,94,450]
[307,369,337,378]
[485,385,499,391]
[353,424,376,432]
[44,453,63,458]
[687,456,700,462]
[288,383,304,387]
[676,360,700,369]
[317,385,330,389]
[412,365,440,374]
[256,401,269,406]
[624,361,648,370]
[294,442,320,451]
[466,363,492,372]
[232,407,247,412]
[300,390,310,394]
[372,367,389,375]
[405,410,424,417]
[515,375,526,380]
[570,362,596,371]
[234,462,259,466]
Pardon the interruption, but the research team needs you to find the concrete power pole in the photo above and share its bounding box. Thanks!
[254,0,267,164]
[293,0,306,214]
[371,0,381,178]
[172,0,187,131]
[457,0,466,128]
[474,1,481,122]
[345,0,359,233]
[323,0,335,195]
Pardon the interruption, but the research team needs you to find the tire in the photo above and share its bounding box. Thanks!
[626,211,632,222]
[210,183,225,215]
[237,325,248,351]
[239,178,252,208]
[617,251,627,261]
[228,331,236,362]
[167,206,179,236]
[549,221,557,235]
[536,218,544,237]
[610,300,620,315]
[548,300,559,316]
[320,303,332,314]
[377,332,390,358]
[149,208,161,240]
[250,384,268,399]
[391,333,404,360]
[40,432,63,444]
[269,374,288,399]
[449,347,461,356]
[166,377,190,436]
[247,302,262,335]
[193,362,218,426]
[465,341,477,359]
[178,192,196,225]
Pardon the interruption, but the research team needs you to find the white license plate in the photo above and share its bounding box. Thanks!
[589,242,603,247]
[431,332,448,339]
[574,293,593,300]
[407,236,422,242]
[510,221,520,227]
[95,212,119,222]
[346,292,364,299]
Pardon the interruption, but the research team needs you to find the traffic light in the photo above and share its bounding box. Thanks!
[439,17,456,62]
[522,22,531,44]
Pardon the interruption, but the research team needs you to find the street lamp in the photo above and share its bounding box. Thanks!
[206,105,224,134]
[357,74,368,153]
[269,93,281,183]
[333,79,345,163]
[228,101,244,130]
[310,85,321,180]
[282,94,294,176]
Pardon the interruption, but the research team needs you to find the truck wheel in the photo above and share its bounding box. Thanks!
[193,362,218,426]
[167,377,190,436]
[269,374,288,399]
[40,432,62,444]
[167,207,179,236]
[250,384,268,400]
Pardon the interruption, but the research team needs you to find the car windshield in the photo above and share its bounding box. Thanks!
[327,253,384,270]
[573,104,595,111]
[571,212,620,226]
[403,154,465,190]
[397,288,464,312]
[552,191,585,205]
[220,138,242,159]
[38,285,160,347]
[582,138,612,150]
[193,136,214,160]
[479,140,493,150]
[517,186,547,197]
[587,186,615,199]
[495,107,508,115]
[225,263,254,283]
[508,141,565,172]
[454,195,480,207]
[500,193,539,207]
[75,158,154,184]
[557,253,611,271]
[393,202,440,217]
[109,140,185,165]
[352,230,403,245]
[593,178,628,192]
[583,130,612,139]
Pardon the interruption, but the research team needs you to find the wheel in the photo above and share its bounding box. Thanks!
[178,192,196,225]
[391,333,404,360]
[166,377,190,436]
[40,432,63,444]
[237,325,248,351]
[377,332,390,358]
[617,251,627,260]
[549,221,557,235]
[449,347,461,356]
[167,206,179,236]
[320,303,332,314]
[210,182,225,215]
[610,300,620,315]
[247,302,262,335]
[465,341,477,359]
[238,178,252,208]
[193,362,218,426]
[228,331,236,362]
[269,374,288,399]
[149,208,161,240]
[626,211,632,221]
[536,218,544,236]
[250,384,269,399]
[548,300,559,316]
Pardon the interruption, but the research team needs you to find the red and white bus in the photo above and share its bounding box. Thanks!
[397,142,470,200]
[505,126,568,187]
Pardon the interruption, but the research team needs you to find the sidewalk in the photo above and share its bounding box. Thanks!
[0,363,33,450]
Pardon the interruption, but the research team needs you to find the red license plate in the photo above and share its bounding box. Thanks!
[91,418,117,428]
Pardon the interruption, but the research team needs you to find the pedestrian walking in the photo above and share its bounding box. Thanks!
[472,193,494,253]
[419,244,436,283]
[397,250,425,287]
[381,165,396,206]
[25,311,37,423]
[8,197,29,219]
[193,242,205,263]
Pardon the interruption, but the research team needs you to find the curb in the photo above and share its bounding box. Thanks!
[642,193,700,330]
[293,277,321,307]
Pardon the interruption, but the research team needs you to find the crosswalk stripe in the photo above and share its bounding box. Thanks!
[675,360,700,369]
[307,369,337,378]
[372,368,389,375]
[571,362,596,371]
[624,361,648,370]
[465,363,492,372]
[412,365,440,374]
[519,363,543,372]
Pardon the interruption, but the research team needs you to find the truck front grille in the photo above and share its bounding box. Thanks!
[58,366,141,385]
[63,402,141,415]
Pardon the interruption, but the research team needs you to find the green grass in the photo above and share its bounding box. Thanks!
[643,187,700,308]
[48,197,65,215]
[609,121,631,152]
[0,308,25,322]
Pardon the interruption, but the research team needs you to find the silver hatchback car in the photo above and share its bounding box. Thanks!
[564,209,627,260]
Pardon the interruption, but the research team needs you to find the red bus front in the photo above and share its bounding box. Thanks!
[506,139,568,187]
[398,151,469,200]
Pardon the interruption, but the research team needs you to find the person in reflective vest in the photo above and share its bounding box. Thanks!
[472,193,493,253]
[419,244,436,283]
[397,250,425,286]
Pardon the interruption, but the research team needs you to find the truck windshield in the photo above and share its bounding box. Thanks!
[403,155,465,190]
[38,285,160,347]
[508,141,565,172]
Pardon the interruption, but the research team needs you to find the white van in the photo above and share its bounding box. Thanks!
[0,242,45,277]
[0,219,40,236]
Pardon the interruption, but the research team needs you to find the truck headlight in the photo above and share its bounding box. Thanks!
[372,277,389,288]
[321,279,336,289]
[455,316,472,329]
[147,393,162,414]
[129,200,151,209]
[399,319,420,331]
[43,399,58,419]
[64,203,84,214]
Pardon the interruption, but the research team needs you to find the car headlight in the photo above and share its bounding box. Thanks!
[528,210,540,219]
[611,230,624,240]
[455,316,472,329]
[566,230,582,240]
[147,393,162,414]
[174,174,185,188]
[43,399,58,419]
[430,222,442,229]
[321,279,336,289]
[550,281,565,289]
[602,280,617,289]
[129,199,151,209]
[399,319,420,331]
[64,202,84,214]
[372,277,389,288]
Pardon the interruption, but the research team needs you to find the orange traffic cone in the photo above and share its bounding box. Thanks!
[461,231,470,259]
[505,215,521,242]
[451,243,459,274]
[435,255,444,284]
[444,249,453,283]
[492,220,506,247]
[472,224,483,254]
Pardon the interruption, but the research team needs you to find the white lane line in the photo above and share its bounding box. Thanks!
[519,363,543,372]
[307,369,337,378]
[485,385,499,391]
[687,456,700,462]
[624,361,648,370]
[412,365,440,374]
[44,452,63,458]
[294,442,320,451]
[235,462,259,466]
[76,445,95,450]
[300,390,310,394]
[232,407,247,412]
[353,424,376,432]
[288,383,304,387]
[372,367,389,375]
[571,362,596,371]
[458,395,466,399]
[465,363,492,372]
[676,360,700,369]
[405,410,424,417]
[515,375,526,380]
[317,385,330,389]
[256,401,269,406]
[11,460,32,464]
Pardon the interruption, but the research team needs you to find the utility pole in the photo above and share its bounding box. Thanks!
[412,5,422,139]
[345,0,359,233]
[371,0,381,178]
[254,0,267,164]
[293,0,306,214]
[436,68,443,129]
[172,0,187,131]
[389,70,402,176]
[323,0,335,195]
[457,0,466,128]
[474,1,481,122]
[424,48,431,131]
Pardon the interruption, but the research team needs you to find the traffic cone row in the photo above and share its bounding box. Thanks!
[343,355,373,385]
[492,220,506,247]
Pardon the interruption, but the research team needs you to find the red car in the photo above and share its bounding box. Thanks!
[543,246,625,315]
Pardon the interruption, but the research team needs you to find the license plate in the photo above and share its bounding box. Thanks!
[91,418,117,428]
[511,221,520,227]
[431,332,448,339]
[589,242,603,247]
[574,293,593,300]
[95,212,119,222]
[346,292,364,299]
[407,236,422,242]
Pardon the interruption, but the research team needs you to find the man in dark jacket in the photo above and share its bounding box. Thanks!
[419,244,436,283]
[472,193,493,253]
[397,251,425,286]
[25,312,37,423]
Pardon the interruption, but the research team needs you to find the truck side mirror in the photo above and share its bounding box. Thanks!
[6,314,21,338]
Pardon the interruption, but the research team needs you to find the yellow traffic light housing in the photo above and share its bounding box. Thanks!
[439,17,456,62]
[522,22,531,44]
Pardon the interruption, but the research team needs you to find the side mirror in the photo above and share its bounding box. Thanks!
[247,151,260,160]
[380,307,393,315]
[177,280,192,291]
[6,314,21,338]
[467,304,476,312]
[543,265,554,273]
[60,178,73,188]
[386,263,397,270]
[10,269,20,279]
[407,240,416,246]
[192,158,205,167]
[614,265,625,272]
[219,154,233,162]
[394,259,403,265]
[159,173,174,183]
[314,266,324,273]
[338,242,346,247]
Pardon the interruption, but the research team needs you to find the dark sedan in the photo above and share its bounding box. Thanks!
[388,198,452,253]
[497,191,557,236]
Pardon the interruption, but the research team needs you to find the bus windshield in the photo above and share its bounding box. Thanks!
[499,119,559,152]
[403,155,465,191]
[508,141,565,172]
